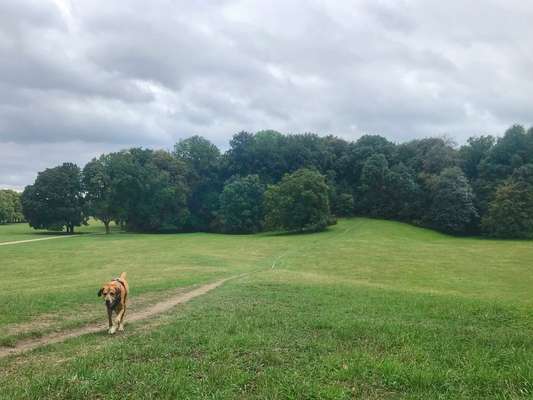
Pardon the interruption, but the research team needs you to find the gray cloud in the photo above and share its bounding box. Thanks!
[1,0,532,189]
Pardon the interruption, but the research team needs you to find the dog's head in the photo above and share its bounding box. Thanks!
[98,283,121,308]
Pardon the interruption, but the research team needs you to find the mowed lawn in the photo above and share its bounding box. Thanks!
[0,219,109,243]
[0,219,531,399]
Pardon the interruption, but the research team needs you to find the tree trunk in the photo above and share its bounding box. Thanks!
[104,220,110,234]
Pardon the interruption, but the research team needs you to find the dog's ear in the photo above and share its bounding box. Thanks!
[97,288,104,297]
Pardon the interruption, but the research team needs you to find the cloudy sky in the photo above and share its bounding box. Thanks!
[1,0,532,190]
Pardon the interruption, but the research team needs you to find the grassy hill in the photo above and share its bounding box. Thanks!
[0,219,531,398]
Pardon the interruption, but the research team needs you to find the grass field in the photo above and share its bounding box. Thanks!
[0,220,109,243]
[0,218,531,399]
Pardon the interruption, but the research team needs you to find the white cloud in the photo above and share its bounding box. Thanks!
[1,0,532,188]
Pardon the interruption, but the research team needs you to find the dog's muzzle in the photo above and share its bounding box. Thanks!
[105,294,120,309]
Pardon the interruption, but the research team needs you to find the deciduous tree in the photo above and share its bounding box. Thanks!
[174,136,221,231]
[482,165,533,238]
[429,167,478,234]
[22,163,86,233]
[219,175,265,233]
[83,154,116,234]
[0,190,24,224]
[264,168,333,233]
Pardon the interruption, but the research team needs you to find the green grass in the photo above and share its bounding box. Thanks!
[0,220,108,243]
[0,218,531,399]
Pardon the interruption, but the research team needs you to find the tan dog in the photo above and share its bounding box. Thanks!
[98,272,129,334]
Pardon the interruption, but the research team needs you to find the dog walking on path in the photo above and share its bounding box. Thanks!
[98,272,129,334]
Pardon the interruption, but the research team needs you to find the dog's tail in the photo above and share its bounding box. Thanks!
[119,271,127,280]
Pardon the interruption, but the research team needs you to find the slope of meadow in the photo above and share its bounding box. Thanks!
[0,219,531,399]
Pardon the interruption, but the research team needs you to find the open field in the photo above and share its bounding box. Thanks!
[0,220,109,243]
[0,219,532,399]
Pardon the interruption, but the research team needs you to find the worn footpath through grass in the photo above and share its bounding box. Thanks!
[0,222,291,346]
[0,277,234,357]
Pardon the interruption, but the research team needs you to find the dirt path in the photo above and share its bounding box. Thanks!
[0,277,232,359]
[0,234,93,246]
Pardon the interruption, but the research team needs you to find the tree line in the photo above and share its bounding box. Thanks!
[20,124,533,238]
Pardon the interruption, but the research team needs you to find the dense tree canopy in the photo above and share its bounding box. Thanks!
[459,136,495,181]
[429,167,478,234]
[22,163,86,233]
[482,165,533,238]
[218,175,265,234]
[20,124,533,237]
[83,154,116,234]
[358,153,390,217]
[332,192,355,217]
[264,169,333,233]
[0,190,24,224]
[385,163,421,221]
[174,136,221,231]
[114,149,189,232]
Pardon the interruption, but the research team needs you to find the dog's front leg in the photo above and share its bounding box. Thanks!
[107,306,116,334]
[111,304,124,334]
[117,303,126,332]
